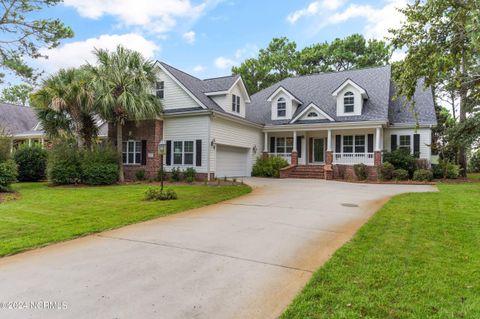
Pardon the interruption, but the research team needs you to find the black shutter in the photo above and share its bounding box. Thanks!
[335,135,341,153]
[391,134,397,151]
[141,140,147,165]
[413,134,420,158]
[270,137,275,153]
[296,136,302,158]
[196,139,202,166]
[166,140,171,165]
[308,138,313,163]
[367,134,374,153]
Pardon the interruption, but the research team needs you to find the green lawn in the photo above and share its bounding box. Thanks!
[468,172,480,180]
[282,182,480,319]
[0,182,250,257]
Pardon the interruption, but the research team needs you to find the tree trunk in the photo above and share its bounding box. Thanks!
[458,42,467,177]
[117,123,125,182]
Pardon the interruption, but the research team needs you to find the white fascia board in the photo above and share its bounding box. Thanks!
[266,86,302,104]
[154,61,208,109]
[290,103,334,123]
[332,79,368,99]
[263,121,387,132]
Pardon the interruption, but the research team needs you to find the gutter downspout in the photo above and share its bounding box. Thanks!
[207,114,212,181]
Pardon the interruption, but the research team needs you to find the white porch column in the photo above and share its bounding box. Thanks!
[327,129,332,152]
[28,138,32,147]
[293,131,297,152]
[375,127,382,151]
[263,132,268,153]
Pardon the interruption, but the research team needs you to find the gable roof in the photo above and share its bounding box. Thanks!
[266,86,303,104]
[331,78,369,99]
[291,102,334,123]
[0,103,40,135]
[203,75,239,92]
[246,65,436,126]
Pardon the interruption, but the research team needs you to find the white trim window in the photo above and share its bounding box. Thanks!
[343,136,354,153]
[276,137,293,154]
[173,141,194,165]
[399,135,411,152]
[156,81,164,99]
[354,135,365,153]
[123,140,142,165]
[232,94,240,113]
[307,112,318,118]
[277,97,286,117]
[344,91,354,113]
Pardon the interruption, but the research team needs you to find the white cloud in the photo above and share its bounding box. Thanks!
[64,0,217,34]
[287,0,346,24]
[214,57,236,69]
[193,65,206,72]
[327,0,407,39]
[182,31,196,44]
[35,33,159,73]
[390,50,406,62]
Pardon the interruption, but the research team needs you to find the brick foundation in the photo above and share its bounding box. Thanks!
[108,120,163,181]
[291,151,298,165]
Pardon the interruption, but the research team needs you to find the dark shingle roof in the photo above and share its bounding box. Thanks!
[203,75,239,92]
[0,103,40,135]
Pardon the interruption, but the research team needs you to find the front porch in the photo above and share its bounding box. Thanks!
[263,126,383,180]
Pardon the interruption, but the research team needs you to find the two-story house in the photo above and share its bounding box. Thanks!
[109,62,436,180]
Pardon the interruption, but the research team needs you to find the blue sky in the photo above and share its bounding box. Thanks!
[6,0,407,86]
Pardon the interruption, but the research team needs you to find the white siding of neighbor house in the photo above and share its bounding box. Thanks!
[156,68,200,110]
[384,127,432,161]
[163,115,210,173]
[210,117,263,176]
[336,83,364,117]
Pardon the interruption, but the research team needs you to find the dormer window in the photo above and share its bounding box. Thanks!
[232,94,240,113]
[307,112,318,118]
[344,91,354,113]
[156,81,164,99]
[277,97,286,117]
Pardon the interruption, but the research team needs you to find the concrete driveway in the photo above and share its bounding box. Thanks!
[0,178,435,319]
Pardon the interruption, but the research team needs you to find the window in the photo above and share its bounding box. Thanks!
[173,141,194,165]
[276,137,293,154]
[355,135,365,153]
[156,81,164,99]
[344,91,354,113]
[122,140,142,165]
[277,97,286,117]
[307,112,318,118]
[399,135,411,152]
[232,94,240,113]
[343,136,353,153]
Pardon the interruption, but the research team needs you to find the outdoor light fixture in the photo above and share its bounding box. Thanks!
[158,140,166,191]
[252,145,257,154]
[211,138,216,149]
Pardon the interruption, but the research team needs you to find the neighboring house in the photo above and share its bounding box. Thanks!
[0,102,108,150]
[110,62,436,180]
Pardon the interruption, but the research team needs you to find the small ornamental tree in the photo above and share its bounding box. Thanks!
[14,145,47,182]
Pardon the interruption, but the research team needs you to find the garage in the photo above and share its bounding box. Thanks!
[215,145,249,177]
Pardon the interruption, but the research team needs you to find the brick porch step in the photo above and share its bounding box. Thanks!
[288,165,325,179]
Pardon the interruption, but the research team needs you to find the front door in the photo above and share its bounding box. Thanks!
[313,138,324,163]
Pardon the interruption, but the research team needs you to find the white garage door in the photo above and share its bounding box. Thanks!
[216,145,249,177]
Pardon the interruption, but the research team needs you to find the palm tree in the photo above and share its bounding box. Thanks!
[90,45,162,182]
[30,67,97,148]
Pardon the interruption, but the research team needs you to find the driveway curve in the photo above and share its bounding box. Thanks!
[0,178,435,319]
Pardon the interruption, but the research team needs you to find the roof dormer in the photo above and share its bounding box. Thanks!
[332,79,368,117]
[291,103,334,123]
[267,86,302,121]
[205,76,251,118]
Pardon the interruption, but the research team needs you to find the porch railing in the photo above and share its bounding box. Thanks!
[268,153,291,164]
[333,152,374,166]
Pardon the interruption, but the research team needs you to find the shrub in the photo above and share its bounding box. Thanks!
[252,156,289,178]
[81,146,119,185]
[378,162,395,180]
[14,145,47,182]
[383,149,416,175]
[443,162,460,179]
[135,169,146,181]
[413,169,433,182]
[47,142,82,184]
[0,160,18,192]
[171,167,182,182]
[353,163,368,181]
[469,151,480,173]
[415,159,430,170]
[392,168,409,181]
[82,163,118,185]
[144,187,178,201]
[184,167,196,183]
[431,164,443,179]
